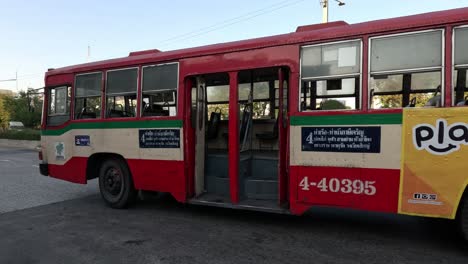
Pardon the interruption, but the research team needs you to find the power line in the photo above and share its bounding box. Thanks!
[157,0,306,48]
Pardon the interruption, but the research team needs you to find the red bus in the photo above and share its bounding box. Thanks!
[39,8,468,240]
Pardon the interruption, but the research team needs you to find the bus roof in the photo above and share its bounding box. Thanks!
[47,7,468,76]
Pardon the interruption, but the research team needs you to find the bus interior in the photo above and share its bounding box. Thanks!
[195,67,287,208]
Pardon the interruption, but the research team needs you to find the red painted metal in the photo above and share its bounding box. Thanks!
[278,68,287,205]
[228,71,240,204]
[445,26,453,106]
[129,49,161,56]
[289,166,400,215]
[296,21,348,32]
[49,156,186,202]
[136,66,142,117]
[100,71,106,119]
[362,37,369,110]
[128,159,186,202]
[184,77,195,198]
[48,157,88,184]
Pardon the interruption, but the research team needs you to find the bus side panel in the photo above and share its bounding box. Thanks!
[290,166,400,215]
[129,159,186,202]
[48,157,88,184]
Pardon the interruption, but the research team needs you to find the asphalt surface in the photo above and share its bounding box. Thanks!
[0,146,97,213]
[0,147,467,264]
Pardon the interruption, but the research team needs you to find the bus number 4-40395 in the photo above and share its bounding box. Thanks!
[299,177,377,196]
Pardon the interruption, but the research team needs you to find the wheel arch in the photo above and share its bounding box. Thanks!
[86,152,128,180]
[455,182,468,219]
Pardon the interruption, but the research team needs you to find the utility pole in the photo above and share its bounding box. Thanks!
[321,0,329,23]
[320,0,346,23]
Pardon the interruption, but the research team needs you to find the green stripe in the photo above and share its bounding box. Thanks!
[290,113,402,126]
[42,119,183,136]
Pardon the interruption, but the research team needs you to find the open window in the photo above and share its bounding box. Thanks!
[454,26,468,106]
[74,72,102,119]
[300,40,361,111]
[106,68,138,118]
[47,85,71,126]
[141,63,178,117]
[369,30,443,108]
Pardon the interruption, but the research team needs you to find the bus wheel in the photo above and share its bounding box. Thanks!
[98,158,136,209]
[459,194,468,241]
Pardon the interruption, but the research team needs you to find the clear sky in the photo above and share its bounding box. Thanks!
[0,0,467,92]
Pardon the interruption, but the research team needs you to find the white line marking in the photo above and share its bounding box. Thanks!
[0,160,12,162]
[32,165,39,168]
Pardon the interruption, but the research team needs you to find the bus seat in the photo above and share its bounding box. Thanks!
[108,109,125,117]
[256,118,279,140]
[77,107,97,119]
[206,110,221,140]
[406,97,417,107]
[256,118,279,150]
[424,95,441,107]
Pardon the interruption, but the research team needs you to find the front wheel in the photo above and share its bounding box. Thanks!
[98,158,136,209]
[458,194,468,241]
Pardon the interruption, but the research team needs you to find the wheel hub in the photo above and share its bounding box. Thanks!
[104,168,122,195]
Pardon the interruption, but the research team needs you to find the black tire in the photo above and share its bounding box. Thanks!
[98,158,137,209]
[458,194,468,241]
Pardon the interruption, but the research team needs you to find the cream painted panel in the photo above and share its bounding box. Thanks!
[43,127,184,165]
[290,125,401,169]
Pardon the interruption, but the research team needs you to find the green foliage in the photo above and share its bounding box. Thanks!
[0,128,40,141]
[0,91,42,128]
[0,95,9,131]
[322,100,347,110]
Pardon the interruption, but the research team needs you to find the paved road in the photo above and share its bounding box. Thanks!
[0,147,467,264]
[0,146,98,213]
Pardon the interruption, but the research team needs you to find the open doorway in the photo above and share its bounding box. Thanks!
[190,68,289,211]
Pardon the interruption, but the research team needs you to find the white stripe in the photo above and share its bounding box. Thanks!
[408,199,443,205]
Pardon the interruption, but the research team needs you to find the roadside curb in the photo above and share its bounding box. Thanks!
[0,139,40,150]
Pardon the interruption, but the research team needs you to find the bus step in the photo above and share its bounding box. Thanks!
[188,193,289,215]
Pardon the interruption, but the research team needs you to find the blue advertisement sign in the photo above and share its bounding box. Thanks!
[139,129,180,148]
[301,126,381,153]
[75,135,90,146]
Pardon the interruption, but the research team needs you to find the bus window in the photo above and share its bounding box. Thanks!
[453,27,468,105]
[206,83,229,121]
[369,30,443,108]
[106,68,138,118]
[47,85,70,126]
[142,63,178,117]
[74,72,102,119]
[300,40,361,111]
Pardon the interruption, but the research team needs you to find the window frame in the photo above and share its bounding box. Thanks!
[140,62,179,118]
[105,67,139,119]
[73,71,103,120]
[368,29,445,109]
[46,84,71,127]
[452,24,468,105]
[299,38,363,111]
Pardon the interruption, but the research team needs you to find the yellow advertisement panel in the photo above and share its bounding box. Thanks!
[400,107,468,219]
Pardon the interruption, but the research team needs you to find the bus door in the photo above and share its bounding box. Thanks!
[193,77,206,196]
[235,67,289,208]
[192,73,231,199]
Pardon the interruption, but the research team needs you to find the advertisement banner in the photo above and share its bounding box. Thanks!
[399,107,468,218]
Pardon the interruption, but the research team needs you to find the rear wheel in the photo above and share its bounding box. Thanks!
[458,194,468,241]
[98,158,136,209]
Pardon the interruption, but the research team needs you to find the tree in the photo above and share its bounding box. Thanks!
[2,91,42,128]
[0,95,10,131]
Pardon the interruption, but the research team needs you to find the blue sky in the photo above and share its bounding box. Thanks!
[0,0,467,91]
